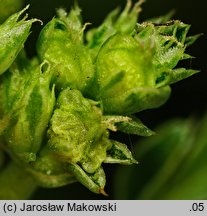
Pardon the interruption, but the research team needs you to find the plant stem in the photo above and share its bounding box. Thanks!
[0,162,38,200]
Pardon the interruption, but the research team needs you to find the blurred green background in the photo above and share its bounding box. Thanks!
[2,0,207,199]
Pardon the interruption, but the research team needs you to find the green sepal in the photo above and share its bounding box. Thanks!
[102,115,154,136]
[116,116,155,136]
[0,5,39,75]
[155,68,199,88]
[185,34,203,47]
[167,68,200,85]
[46,88,114,174]
[102,115,131,131]
[104,140,138,165]
[93,18,197,115]
[68,163,107,195]
[181,53,195,60]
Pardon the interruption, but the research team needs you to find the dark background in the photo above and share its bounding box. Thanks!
[22,0,207,199]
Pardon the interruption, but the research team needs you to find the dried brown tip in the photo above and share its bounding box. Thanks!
[99,188,109,196]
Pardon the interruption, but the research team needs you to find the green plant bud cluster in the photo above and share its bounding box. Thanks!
[0,1,199,195]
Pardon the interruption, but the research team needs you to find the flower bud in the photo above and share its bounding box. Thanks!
[1,52,55,162]
[94,33,170,114]
[0,5,38,75]
[41,88,137,193]
[36,5,94,94]
[93,21,198,115]
[47,89,109,168]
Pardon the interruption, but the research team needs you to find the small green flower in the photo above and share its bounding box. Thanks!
[91,21,199,114]
[29,88,138,193]
[0,52,55,162]
[36,5,94,93]
[0,5,38,75]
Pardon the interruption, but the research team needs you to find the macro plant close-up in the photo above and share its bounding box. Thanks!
[0,0,206,200]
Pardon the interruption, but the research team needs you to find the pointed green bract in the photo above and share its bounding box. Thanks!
[116,116,155,136]
[104,140,138,165]
[167,68,199,85]
[68,164,106,195]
